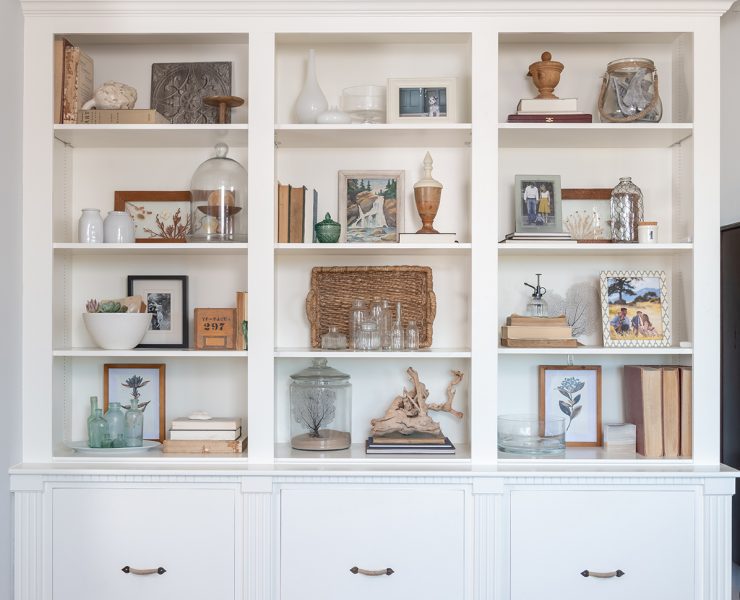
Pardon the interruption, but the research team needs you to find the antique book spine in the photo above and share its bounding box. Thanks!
[661,367,681,458]
[162,433,247,454]
[506,314,568,326]
[623,365,663,458]
[679,366,693,457]
[62,46,94,124]
[500,338,577,348]
[77,109,169,124]
[277,183,290,243]
[169,427,241,441]
[53,38,72,124]
[501,325,573,340]
[288,185,306,243]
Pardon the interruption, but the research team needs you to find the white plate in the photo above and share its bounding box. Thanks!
[65,440,161,454]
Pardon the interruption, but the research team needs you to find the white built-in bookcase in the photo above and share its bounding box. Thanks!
[21,4,725,467]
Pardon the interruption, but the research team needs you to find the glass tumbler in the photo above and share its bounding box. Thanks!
[348,299,367,350]
[406,320,419,350]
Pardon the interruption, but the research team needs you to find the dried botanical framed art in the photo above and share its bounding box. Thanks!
[338,170,404,243]
[386,78,458,124]
[104,363,166,442]
[600,270,670,348]
[127,275,189,348]
[540,365,602,447]
[114,191,192,243]
[514,175,562,234]
[561,188,612,242]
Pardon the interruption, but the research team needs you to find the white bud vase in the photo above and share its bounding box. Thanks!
[293,49,328,124]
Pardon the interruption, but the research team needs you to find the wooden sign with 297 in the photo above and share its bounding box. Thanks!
[194,308,237,350]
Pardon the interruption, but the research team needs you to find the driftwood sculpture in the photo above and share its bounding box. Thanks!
[370,368,464,437]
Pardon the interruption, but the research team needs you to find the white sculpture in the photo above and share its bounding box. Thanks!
[82,81,138,110]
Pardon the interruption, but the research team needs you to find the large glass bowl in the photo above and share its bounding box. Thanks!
[342,85,386,124]
[498,414,566,456]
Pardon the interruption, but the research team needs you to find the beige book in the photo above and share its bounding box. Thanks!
[62,46,94,124]
[288,185,306,243]
[680,366,693,457]
[500,338,578,348]
[77,109,169,124]
[506,314,568,326]
[501,325,573,340]
[162,432,247,454]
[371,434,446,445]
[171,416,242,430]
[169,427,241,441]
[661,367,680,458]
[277,183,290,243]
[53,37,72,124]
[623,366,663,458]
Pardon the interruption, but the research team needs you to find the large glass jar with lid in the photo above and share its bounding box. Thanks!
[188,142,247,242]
[290,359,351,451]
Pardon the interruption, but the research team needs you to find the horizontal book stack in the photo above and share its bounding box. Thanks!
[77,109,169,124]
[277,183,319,243]
[503,231,577,244]
[500,314,577,348]
[507,97,593,123]
[162,416,246,454]
[365,434,456,454]
[623,365,692,458]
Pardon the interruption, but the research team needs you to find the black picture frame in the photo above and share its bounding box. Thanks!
[127,275,189,349]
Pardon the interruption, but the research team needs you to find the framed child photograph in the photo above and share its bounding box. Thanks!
[104,363,166,442]
[338,170,404,243]
[600,270,671,348]
[114,190,192,242]
[515,175,562,234]
[127,275,189,348]
[386,78,457,124]
[540,365,602,447]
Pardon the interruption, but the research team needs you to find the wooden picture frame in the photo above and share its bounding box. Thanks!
[600,270,671,348]
[386,77,458,124]
[127,275,189,348]
[104,363,166,442]
[539,365,602,447]
[114,190,192,243]
[514,174,562,234]
[338,170,404,243]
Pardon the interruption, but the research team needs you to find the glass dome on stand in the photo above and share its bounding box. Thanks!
[188,142,247,242]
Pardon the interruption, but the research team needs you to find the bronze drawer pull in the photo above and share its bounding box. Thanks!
[122,566,167,576]
[581,569,625,578]
[350,566,395,576]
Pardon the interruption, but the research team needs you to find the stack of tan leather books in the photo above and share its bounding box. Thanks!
[500,314,578,348]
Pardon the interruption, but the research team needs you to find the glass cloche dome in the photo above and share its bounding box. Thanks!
[188,143,247,242]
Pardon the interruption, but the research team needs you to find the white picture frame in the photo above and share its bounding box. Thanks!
[600,270,671,348]
[386,77,458,124]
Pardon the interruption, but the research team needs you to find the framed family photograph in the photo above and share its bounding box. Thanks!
[114,190,192,243]
[386,78,457,124]
[338,170,404,243]
[600,270,671,348]
[540,365,602,447]
[127,275,189,348]
[104,363,166,442]
[514,175,562,234]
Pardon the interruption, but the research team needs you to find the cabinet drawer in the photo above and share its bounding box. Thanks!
[52,487,236,600]
[280,488,465,600]
[510,489,695,600]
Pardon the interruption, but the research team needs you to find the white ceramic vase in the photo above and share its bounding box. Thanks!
[103,210,135,243]
[294,49,328,124]
[78,208,104,243]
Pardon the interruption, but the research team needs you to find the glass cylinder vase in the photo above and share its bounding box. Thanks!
[610,177,644,242]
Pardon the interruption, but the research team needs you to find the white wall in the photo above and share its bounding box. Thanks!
[722,3,740,226]
[0,0,23,596]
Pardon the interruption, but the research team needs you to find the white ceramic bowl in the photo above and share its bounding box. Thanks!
[82,312,151,350]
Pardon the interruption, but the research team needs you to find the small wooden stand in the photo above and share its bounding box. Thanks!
[203,95,245,124]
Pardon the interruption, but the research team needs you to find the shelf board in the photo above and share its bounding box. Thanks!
[53,242,248,256]
[53,445,249,464]
[275,242,470,256]
[498,346,692,356]
[53,124,248,148]
[274,123,472,148]
[275,348,471,358]
[497,242,692,256]
[498,447,693,464]
[275,442,471,464]
[498,123,693,148]
[53,348,248,358]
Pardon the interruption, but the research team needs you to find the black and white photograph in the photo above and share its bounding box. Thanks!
[387,77,457,123]
[127,275,188,348]
[514,174,563,234]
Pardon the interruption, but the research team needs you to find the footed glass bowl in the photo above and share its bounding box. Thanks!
[498,414,566,456]
[342,85,386,123]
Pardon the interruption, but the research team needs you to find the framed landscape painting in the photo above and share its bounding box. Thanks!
[338,170,404,243]
[600,270,671,348]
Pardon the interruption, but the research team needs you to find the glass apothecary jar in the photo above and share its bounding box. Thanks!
[290,359,351,451]
[188,142,247,242]
[610,177,644,242]
[598,58,662,123]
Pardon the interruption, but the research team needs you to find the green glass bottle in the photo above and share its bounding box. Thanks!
[104,402,125,442]
[88,407,108,448]
[124,397,144,447]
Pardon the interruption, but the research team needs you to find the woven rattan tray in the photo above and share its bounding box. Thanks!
[306,266,436,348]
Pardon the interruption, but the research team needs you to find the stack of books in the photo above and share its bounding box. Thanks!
[624,365,692,458]
[277,183,319,243]
[503,231,577,244]
[162,416,247,454]
[500,314,577,348]
[507,97,593,123]
[365,434,456,454]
